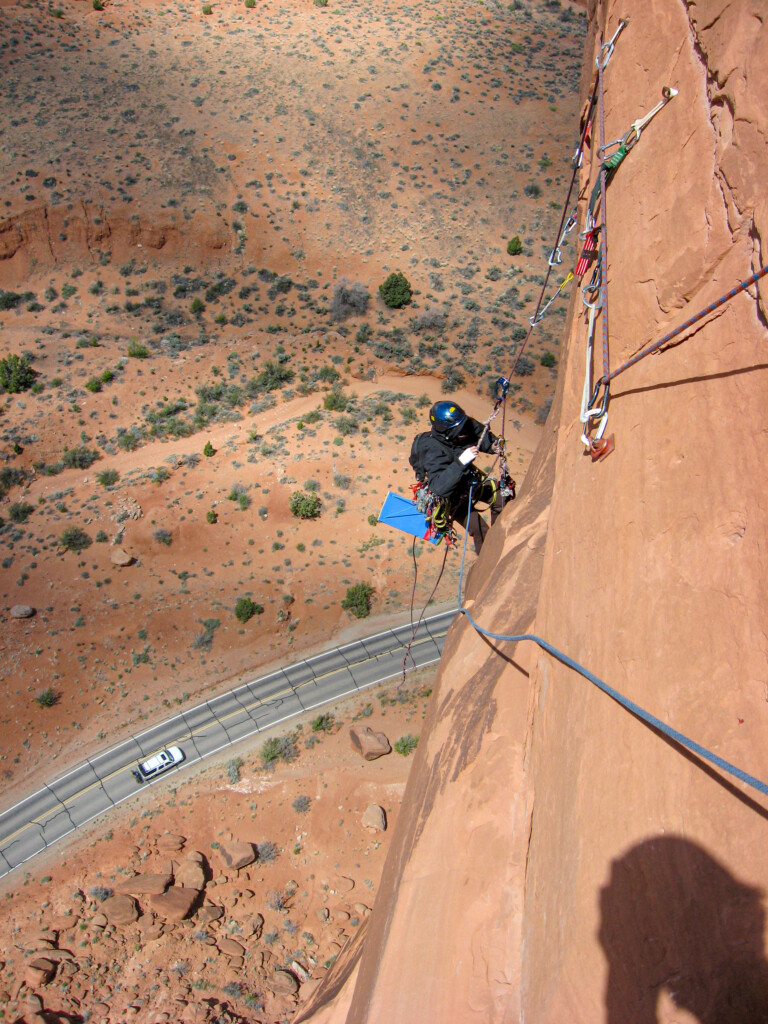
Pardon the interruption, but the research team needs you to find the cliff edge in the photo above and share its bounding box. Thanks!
[296,1,768,1020]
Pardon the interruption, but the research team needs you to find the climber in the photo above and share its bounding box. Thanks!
[409,401,505,554]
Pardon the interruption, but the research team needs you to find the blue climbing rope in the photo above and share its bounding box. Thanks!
[456,486,768,798]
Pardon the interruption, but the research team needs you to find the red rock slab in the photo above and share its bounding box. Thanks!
[349,726,391,760]
[218,841,256,870]
[101,895,139,926]
[24,958,56,987]
[149,886,200,922]
[115,873,173,896]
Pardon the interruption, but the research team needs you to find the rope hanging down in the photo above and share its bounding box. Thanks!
[456,484,768,799]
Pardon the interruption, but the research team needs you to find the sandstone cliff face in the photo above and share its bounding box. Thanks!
[296,1,768,1021]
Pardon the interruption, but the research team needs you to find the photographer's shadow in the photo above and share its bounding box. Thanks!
[599,835,768,1023]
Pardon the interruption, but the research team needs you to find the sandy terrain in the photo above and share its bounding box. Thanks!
[0,671,436,1022]
[0,0,584,802]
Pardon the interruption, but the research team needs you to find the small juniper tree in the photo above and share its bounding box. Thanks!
[507,236,523,256]
[341,582,373,619]
[289,491,321,519]
[379,271,412,309]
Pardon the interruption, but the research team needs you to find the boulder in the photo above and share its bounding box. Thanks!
[333,876,355,894]
[353,902,371,917]
[175,861,206,890]
[271,968,299,995]
[101,895,139,926]
[24,957,56,987]
[149,886,200,922]
[218,841,256,870]
[218,938,245,957]
[361,804,387,832]
[110,548,133,567]
[156,833,186,853]
[251,912,264,938]
[197,905,224,925]
[116,873,172,896]
[10,604,35,619]
[349,726,391,760]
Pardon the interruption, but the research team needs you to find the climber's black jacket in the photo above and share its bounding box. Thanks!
[409,417,497,501]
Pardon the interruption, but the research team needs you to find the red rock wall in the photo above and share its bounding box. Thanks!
[295,2,768,1021]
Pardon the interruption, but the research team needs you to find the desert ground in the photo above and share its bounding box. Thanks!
[0,0,585,1017]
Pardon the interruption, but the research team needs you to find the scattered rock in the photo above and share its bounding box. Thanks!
[89,913,108,930]
[218,938,245,957]
[333,876,355,894]
[316,908,329,923]
[115,873,172,896]
[271,968,299,995]
[197,905,224,925]
[175,861,206,890]
[361,804,387,831]
[349,726,391,760]
[218,841,256,870]
[251,912,264,938]
[25,957,56,987]
[25,993,43,1012]
[149,886,200,921]
[101,895,139,926]
[156,834,186,854]
[353,902,371,917]
[110,548,133,567]
[9,604,35,619]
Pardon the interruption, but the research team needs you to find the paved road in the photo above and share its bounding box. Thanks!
[0,610,454,879]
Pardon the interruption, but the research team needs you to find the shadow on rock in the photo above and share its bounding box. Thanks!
[599,835,768,1023]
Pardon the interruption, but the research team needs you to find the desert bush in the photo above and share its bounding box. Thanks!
[60,526,92,553]
[394,734,419,756]
[441,366,466,393]
[540,350,556,367]
[514,356,535,377]
[225,757,243,784]
[411,306,445,333]
[323,385,348,411]
[311,713,334,733]
[202,3,212,13]
[89,886,113,902]
[85,377,102,393]
[153,528,173,546]
[266,889,290,911]
[8,501,34,523]
[378,271,412,309]
[35,687,60,708]
[341,582,373,619]
[258,840,278,862]
[203,441,215,457]
[317,365,339,383]
[289,491,321,519]
[0,354,35,394]
[93,0,104,9]
[329,279,370,322]
[0,290,22,310]
[206,509,217,524]
[523,183,541,199]
[260,734,298,767]
[228,484,251,510]
[62,446,99,469]
[507,236,523,256]
[292,795,311,814]
[127,339,149,358]
[255,361,294,392]
[235,597,262,622]
[245,0,256,8]
[97,468,119,488]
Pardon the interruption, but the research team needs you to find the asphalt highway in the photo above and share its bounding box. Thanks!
[0,610,455,879]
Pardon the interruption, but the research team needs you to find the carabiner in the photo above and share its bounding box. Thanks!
[596,18,629,70]
[496,376,510,400]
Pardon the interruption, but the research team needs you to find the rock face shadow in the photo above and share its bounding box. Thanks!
[598,835,768,1023]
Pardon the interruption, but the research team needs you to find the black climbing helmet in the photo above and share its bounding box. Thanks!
[430,401,467,436]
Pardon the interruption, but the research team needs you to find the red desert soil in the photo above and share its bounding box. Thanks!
[0,0,586,1017]
[0,673,436,1023]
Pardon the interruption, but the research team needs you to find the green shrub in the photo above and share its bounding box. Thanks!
[235,597,262,623]
[60,527,92,553]
[203,440,215,457]
[255,361,294,392]
[202,3,212,12]
[540,351,556,367]
[62,446,99,469]
[61,283,77,299]
[378,271,412,309]
[8,501,34,523]
[292,795,311,813]
[260,734,298,767]
[225,757,243,783]
[191,297,205,314]
[0,354,35,394]
[514,355,535,377]
[507,235,523,256]
[0,290,22,310]
[85,377,102,393]
[394,734,419,756]
[367,513,378,527]
[206,509,217,524]
[523,183,541,199]
[153,528,173,546]
[127,339,149,359]
[311,713,334,733]
[93,0,104,9]
[323,385,347,411]
[341,582,373,619]
[289,491,321,519]
[97,468,119,487]
[245,0,255,7]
